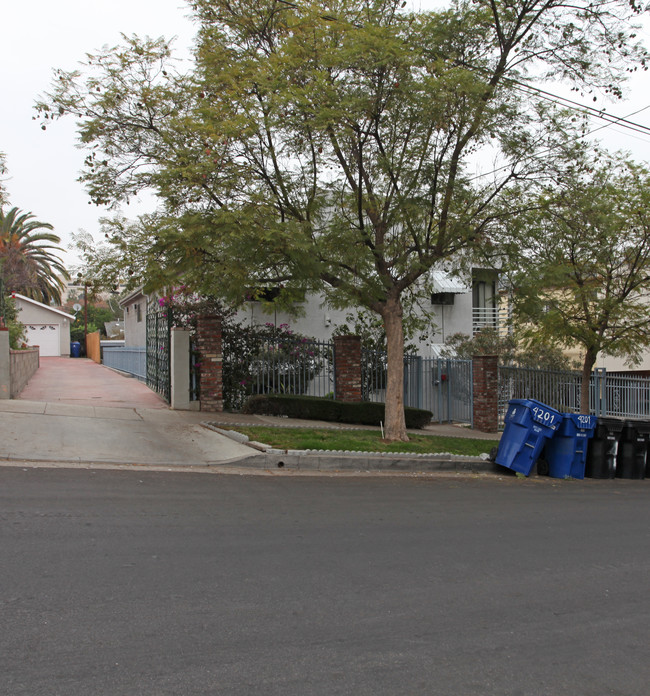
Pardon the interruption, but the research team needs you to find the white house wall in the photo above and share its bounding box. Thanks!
[236,289,475,356]
[121,294,148,347]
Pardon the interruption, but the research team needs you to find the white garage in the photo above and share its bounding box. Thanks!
[12,294,75,357]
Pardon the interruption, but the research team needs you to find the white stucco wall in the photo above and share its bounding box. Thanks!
[235,289,475,356]
[120,290,148,347]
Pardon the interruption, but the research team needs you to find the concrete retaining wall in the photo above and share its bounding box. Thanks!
[9,347,39,398]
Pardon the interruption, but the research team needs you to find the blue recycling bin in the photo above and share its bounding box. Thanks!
[544,413,597,479]
[495,398,562,476]
[70,341,81,358]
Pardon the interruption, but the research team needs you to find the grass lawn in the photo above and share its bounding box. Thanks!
[221,425,496,457]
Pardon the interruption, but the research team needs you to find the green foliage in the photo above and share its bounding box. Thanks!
[0,153,8,208]
[504,150,650,361]
[443,328,516,362]
[158,287,327,410]
[442,327,579,370]
[499,148,650,410]
[1,294,26,349]
[69,304,120,341]
[0,207,69,305]
[222,321,330,411]
[242,394,433,429]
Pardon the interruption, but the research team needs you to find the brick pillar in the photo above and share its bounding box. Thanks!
[334,335,362,402]
[472,354,499,432]
[196,315,223,412]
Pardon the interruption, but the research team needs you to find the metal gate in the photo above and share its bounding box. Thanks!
[362,350,473,425]
[404,356,473,425]
[146,301,172,403]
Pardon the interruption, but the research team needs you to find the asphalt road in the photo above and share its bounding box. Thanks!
[1,467,649,696]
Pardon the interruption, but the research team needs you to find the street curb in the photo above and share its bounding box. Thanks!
[201,422,499,474]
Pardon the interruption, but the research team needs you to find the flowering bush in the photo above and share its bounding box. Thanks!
[158,288,326,410]
[222,321,328,410]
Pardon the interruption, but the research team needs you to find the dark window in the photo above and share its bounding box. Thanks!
[431,292,455,306]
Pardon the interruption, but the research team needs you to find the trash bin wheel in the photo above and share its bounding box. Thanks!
[489,446,498,462]
[537,458,550,476]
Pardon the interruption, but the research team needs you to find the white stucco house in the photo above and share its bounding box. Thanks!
[12,293,75,357]
[238,267,502,355]
[118,287,149,347]
[117,266,502,355]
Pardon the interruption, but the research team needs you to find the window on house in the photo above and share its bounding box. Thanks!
[473,280,497,310]
[135,303,142,323]
[472,272,499,334]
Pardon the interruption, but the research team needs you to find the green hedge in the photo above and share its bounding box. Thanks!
[241,394,433,429]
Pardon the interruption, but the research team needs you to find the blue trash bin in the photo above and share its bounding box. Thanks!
[545,414,598,479]
[70,341,81,358]
[495,399,563,476]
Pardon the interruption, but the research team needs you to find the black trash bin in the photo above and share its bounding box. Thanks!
[585,417,623,479]
[615,421,647,480]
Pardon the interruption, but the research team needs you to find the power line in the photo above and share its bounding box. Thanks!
[466,103,650,184]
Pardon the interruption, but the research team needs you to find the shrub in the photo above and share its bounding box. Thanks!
[242,394,432,429]
[1,295,25,349]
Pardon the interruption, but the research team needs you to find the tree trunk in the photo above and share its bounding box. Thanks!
[580,348,597,415]
[381,295,409,442]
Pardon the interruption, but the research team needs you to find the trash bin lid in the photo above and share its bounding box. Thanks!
[561,413,598,433]
[525,399,562,431]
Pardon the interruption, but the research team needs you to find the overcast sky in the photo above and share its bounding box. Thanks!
[0,1,196,268]
[2,1,650,271]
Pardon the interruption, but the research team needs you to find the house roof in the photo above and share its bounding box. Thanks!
[118,286,147,308]
[11,293,75,320]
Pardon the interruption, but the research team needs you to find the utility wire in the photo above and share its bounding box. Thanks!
[467,103,650,183]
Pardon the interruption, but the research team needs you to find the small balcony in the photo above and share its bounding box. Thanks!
[472,306,499,335]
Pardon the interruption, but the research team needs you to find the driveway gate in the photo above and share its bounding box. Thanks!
[146,301,172,403]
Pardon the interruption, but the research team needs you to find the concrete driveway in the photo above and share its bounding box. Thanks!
[1,357,259,467]
[18,357,168,409]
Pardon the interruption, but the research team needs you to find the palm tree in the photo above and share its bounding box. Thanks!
[0,207,69,305]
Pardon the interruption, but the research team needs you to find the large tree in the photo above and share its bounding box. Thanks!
[501,149,650,413]
[0,207,69,305]
[38,0,648,439]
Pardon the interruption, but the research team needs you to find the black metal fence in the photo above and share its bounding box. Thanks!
[225,336,334,410]
[146,301,172,403]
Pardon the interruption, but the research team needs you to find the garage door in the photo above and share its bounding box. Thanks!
[24,324,61,356]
